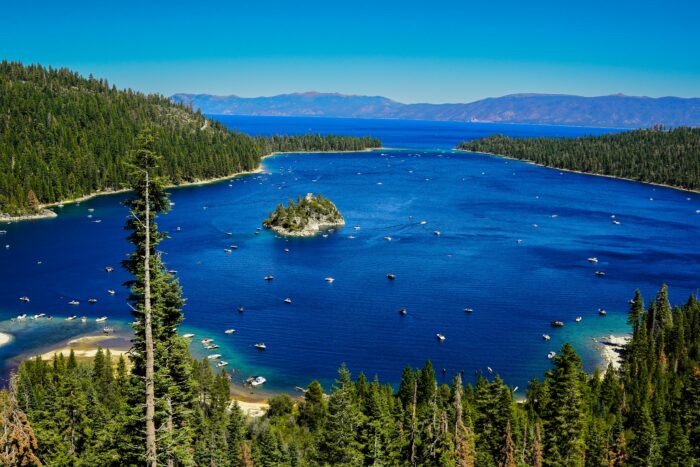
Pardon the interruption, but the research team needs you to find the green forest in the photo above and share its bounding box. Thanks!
[457,127,700,191]
[5,284,700,466]
[0,61,380,215]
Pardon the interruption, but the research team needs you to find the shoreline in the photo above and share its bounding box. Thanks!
[594,334,631,373]
[455,149,700,194]
[0,148,382,223]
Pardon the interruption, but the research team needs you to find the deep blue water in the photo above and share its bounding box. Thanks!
[1,117,699,396]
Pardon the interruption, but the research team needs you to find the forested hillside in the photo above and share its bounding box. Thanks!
[4,285,699,465]
[458,127,700,191]
[0,62,380,216]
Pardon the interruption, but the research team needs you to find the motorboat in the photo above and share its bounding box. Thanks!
[96,316,108,322]
[225,329,235,334]
[19,296,30,302]
[387,273,396,280]
[433,230,441,236]
[550,321,565,327]
[595,271,606,277]
[224,249,232,253]
[201,338,214,344]
[248,376,266,386]
[237,306,245,312]
[182,333,195,338]
[108,289,116,295]
[399,308,407,316]
[542,334,551,340]
[284,298,292,304]
[464,307,473,313]
[547,351,556,359]
[264,276,274,281]
[105,266,114,272]
[587,257,599,263]
[575,316,582,322]
[325,277,335,283]
[436,333,446,341]
[66,315,77,321]
[217,361,228,368]
[254,343,266,350]
[68,300,80,305]
[598,308,607,316]
[88,298,97,304]
[207,354,222,360]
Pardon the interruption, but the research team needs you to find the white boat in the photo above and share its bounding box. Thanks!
[548,351,556,359]
[17,314,27,320]
[284,248,289,253]
[230,245,238,250]
[487,367,493,373]
[201,338,214,344]
[387,273,396,280]
[205,344,219,350]
[34,313,45,319]
[88,298,97,304]
[108,289,116,295]
[237,306,245,312]
[88,208,94,212]
[612,220,621,225]
[182,333,195,339]
[284,298,292,304]
[587,257,599,263]
[207,354,222,360]
[433,230,441,236]
[399,308,407,315]
[66,315,77,321]
[96,316,108,322]
[595,271,606,277]
[224,329,235,334]
[354,226,361,230]
[68,300,80,305]
[464,307,473,313]
[436,333,446,341]
[516,239,523,244]
[532,224,538,228]
[255,343,266,350]
[102,327,114,334]
[542,334,551,340]
[19,296,30,302]
[224,249,232,253]
[264,276,274,281]
[575,316,582,322]
[384,236,392,241]
[248,376,266,386]
[217,361,228,368]
[81,316,87,322]
[419,220,427,225]
[105,266,114,272]
[324,277,335,283]
[598,308,607,316]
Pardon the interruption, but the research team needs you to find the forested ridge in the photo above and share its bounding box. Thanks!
[457,127,700,191]
[0,61,380,216]
[2,284,698,466]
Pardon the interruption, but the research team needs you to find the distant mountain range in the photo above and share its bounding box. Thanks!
[171,92,700,129]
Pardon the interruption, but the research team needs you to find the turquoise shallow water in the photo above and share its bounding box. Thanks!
[1,117,699,394]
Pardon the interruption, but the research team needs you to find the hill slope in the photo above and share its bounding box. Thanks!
[458,127,700,191]
[172,92,700,129]
[0,63,380,216]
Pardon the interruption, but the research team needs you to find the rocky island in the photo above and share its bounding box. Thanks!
[263,193,345,236]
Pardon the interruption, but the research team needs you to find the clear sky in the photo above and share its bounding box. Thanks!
[2,0,698,103]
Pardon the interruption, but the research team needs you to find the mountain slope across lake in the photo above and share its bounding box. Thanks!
[171,91,700,129]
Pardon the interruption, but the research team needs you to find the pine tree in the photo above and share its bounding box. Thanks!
[26,190,40,211]
[0,374,41,466]
[499,420,516,467]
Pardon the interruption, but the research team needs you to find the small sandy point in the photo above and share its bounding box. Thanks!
[0,332,14,346]
[34,334,130,361]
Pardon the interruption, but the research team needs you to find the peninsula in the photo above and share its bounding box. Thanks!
[263,193,345,236]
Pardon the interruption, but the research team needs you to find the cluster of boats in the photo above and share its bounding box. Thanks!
[180,333,267,383]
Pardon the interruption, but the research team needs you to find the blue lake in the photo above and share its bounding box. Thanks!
[1,116,699,394]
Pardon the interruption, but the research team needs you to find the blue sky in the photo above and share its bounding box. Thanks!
[1,0,698,103]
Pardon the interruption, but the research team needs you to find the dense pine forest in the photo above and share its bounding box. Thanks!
[0,61,380,216]
[457,127,700,191]
[3,285,699,466]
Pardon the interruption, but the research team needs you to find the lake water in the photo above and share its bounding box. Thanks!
[1,116,699,394]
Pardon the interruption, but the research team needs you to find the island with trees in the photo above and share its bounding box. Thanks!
[0,61,381,218]
[457,127,700,192]
[263,193,345,236]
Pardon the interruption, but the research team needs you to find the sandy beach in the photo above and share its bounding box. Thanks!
[0,332,14,347]
[32,334,131,361]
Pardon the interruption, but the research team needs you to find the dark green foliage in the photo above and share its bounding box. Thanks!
[11,281,700,466]
[458,127,700,191]
[0,61,380,215]
[263,192,344,233]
